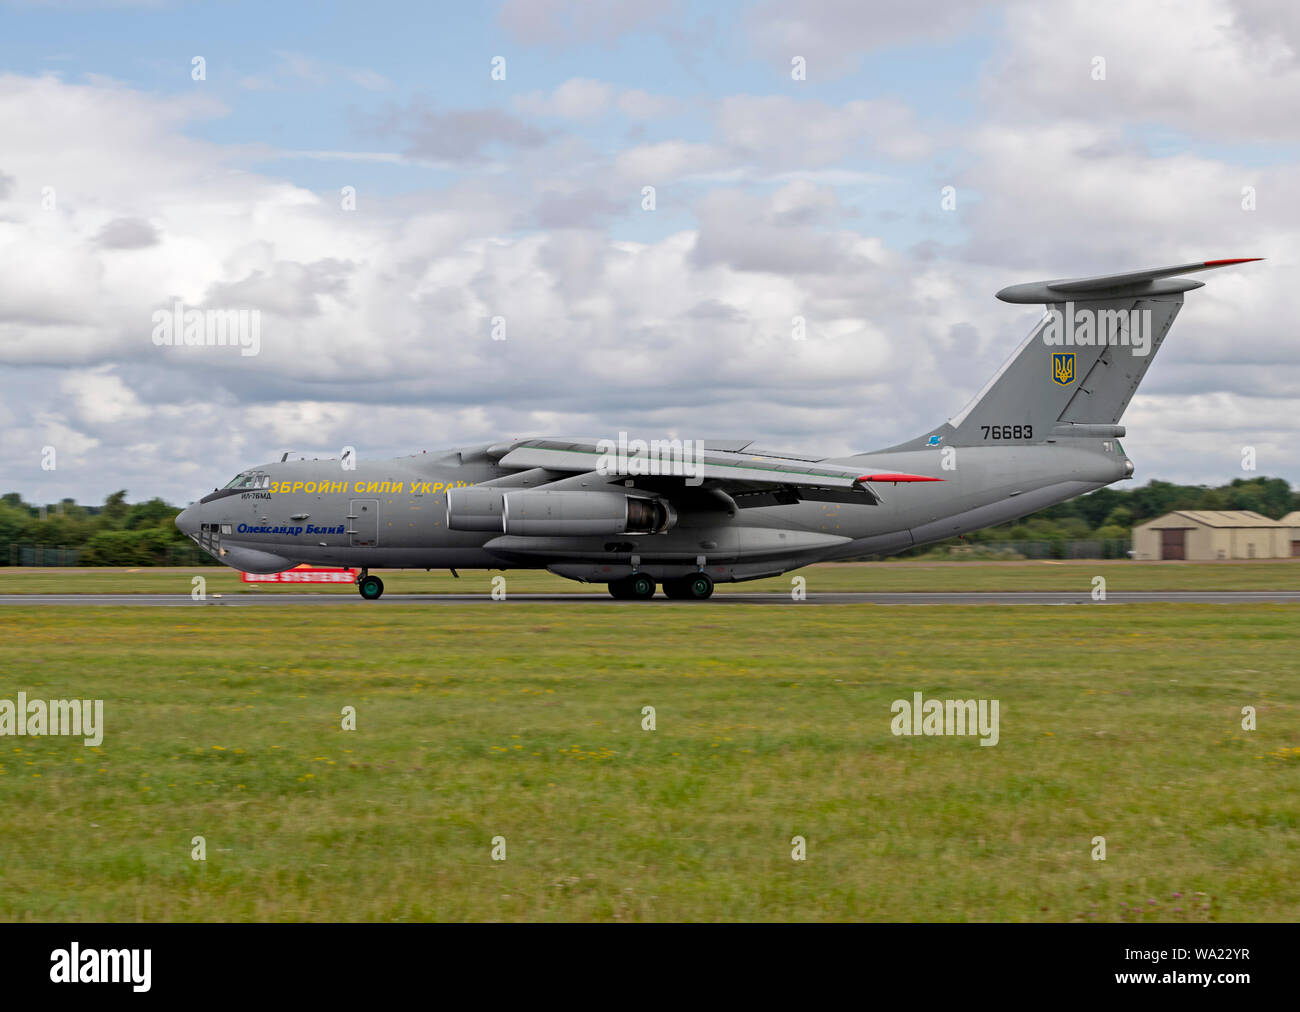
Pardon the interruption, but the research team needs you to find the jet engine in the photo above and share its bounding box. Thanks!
[444,486,507,531]
[447,487,675,536]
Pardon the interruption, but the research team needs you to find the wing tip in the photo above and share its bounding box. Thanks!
[1203,257,1264,266]
[858,473,943,484]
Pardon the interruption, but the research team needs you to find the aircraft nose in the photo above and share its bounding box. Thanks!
[175,507,198,536]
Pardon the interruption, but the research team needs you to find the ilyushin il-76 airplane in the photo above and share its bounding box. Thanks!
[176,259,1260,600]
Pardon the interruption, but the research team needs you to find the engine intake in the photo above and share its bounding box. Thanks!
[445,487,507,532]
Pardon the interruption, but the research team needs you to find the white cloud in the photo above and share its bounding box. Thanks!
[514,78,614,119]
[514,80,680,122]
[497,0,675,44]
[614,140,729,182]
[59,369,150,426]
[747,0,995,76]
[987,0,1300,140]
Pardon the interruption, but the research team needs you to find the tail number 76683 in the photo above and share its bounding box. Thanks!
[981,425,1032,440]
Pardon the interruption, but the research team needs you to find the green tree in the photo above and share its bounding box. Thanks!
[1102,506,1132,529]
[126,497,180,530]
[101,490,130,527]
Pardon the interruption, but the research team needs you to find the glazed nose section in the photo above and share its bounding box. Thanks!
[175,507,198,536]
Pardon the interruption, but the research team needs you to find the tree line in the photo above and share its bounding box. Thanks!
[903,475,1297,557]
[0,491,208,566]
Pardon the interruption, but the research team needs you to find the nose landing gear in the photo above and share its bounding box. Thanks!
[357,570,384,600]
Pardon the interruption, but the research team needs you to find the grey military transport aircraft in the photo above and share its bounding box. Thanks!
[176,259,1260,600]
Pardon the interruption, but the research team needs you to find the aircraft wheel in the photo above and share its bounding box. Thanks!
[664,574,713,600]
[686,574,714,600]
[358,575,384,600]
[609,574,656,600]
[628,574,656,599]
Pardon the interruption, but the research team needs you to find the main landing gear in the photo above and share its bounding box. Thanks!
[357,570,384,600]
[608,573,656,600]
[607,573,715,600]
[663,573,714,600]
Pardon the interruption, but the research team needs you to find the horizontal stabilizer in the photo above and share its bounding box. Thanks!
[996,258,1262,304]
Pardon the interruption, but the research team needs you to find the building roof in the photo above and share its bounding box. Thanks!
[1139,510,1290,529]
[1281,512,1300,526]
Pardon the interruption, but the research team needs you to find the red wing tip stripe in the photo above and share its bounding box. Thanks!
[858,473,943,483]
[1204,258,1263,265]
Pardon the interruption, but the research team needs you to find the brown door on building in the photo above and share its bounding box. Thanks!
[1292,540,1300,558]
[1160,528,1187,560]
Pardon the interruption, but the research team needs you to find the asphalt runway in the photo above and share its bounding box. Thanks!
[2,591,1298,606]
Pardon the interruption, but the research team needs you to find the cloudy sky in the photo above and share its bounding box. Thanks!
[1,0,1297,506]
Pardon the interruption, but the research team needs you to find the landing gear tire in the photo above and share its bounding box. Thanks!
[609,574,656,600]
[665,574,714,600]
[358,574,384,600]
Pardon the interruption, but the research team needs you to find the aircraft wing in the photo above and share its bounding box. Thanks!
[491,438,940,506]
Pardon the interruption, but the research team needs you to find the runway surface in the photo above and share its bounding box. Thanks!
[2,591,1299,606]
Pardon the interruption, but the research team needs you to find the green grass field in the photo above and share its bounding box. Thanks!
[1,603,1296,921]
[1,558,1298,594]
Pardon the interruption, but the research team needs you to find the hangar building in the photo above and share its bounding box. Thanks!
[1131,510,1298,561]
[1283,512,1300,556]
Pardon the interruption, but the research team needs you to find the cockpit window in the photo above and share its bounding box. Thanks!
[223,471,268,490]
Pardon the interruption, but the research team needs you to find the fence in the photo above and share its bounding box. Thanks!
[7,544,82,566]
[940,539,1132,560]
[5,543,216,566]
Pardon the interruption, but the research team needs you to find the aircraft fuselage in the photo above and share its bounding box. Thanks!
[176,439,1130,584]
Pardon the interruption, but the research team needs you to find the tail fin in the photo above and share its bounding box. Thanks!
[926,259,1262,447]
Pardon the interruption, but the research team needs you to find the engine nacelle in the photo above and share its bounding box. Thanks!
[447,487,675,536]
[505,490,675,536]
[445,486,508,532]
